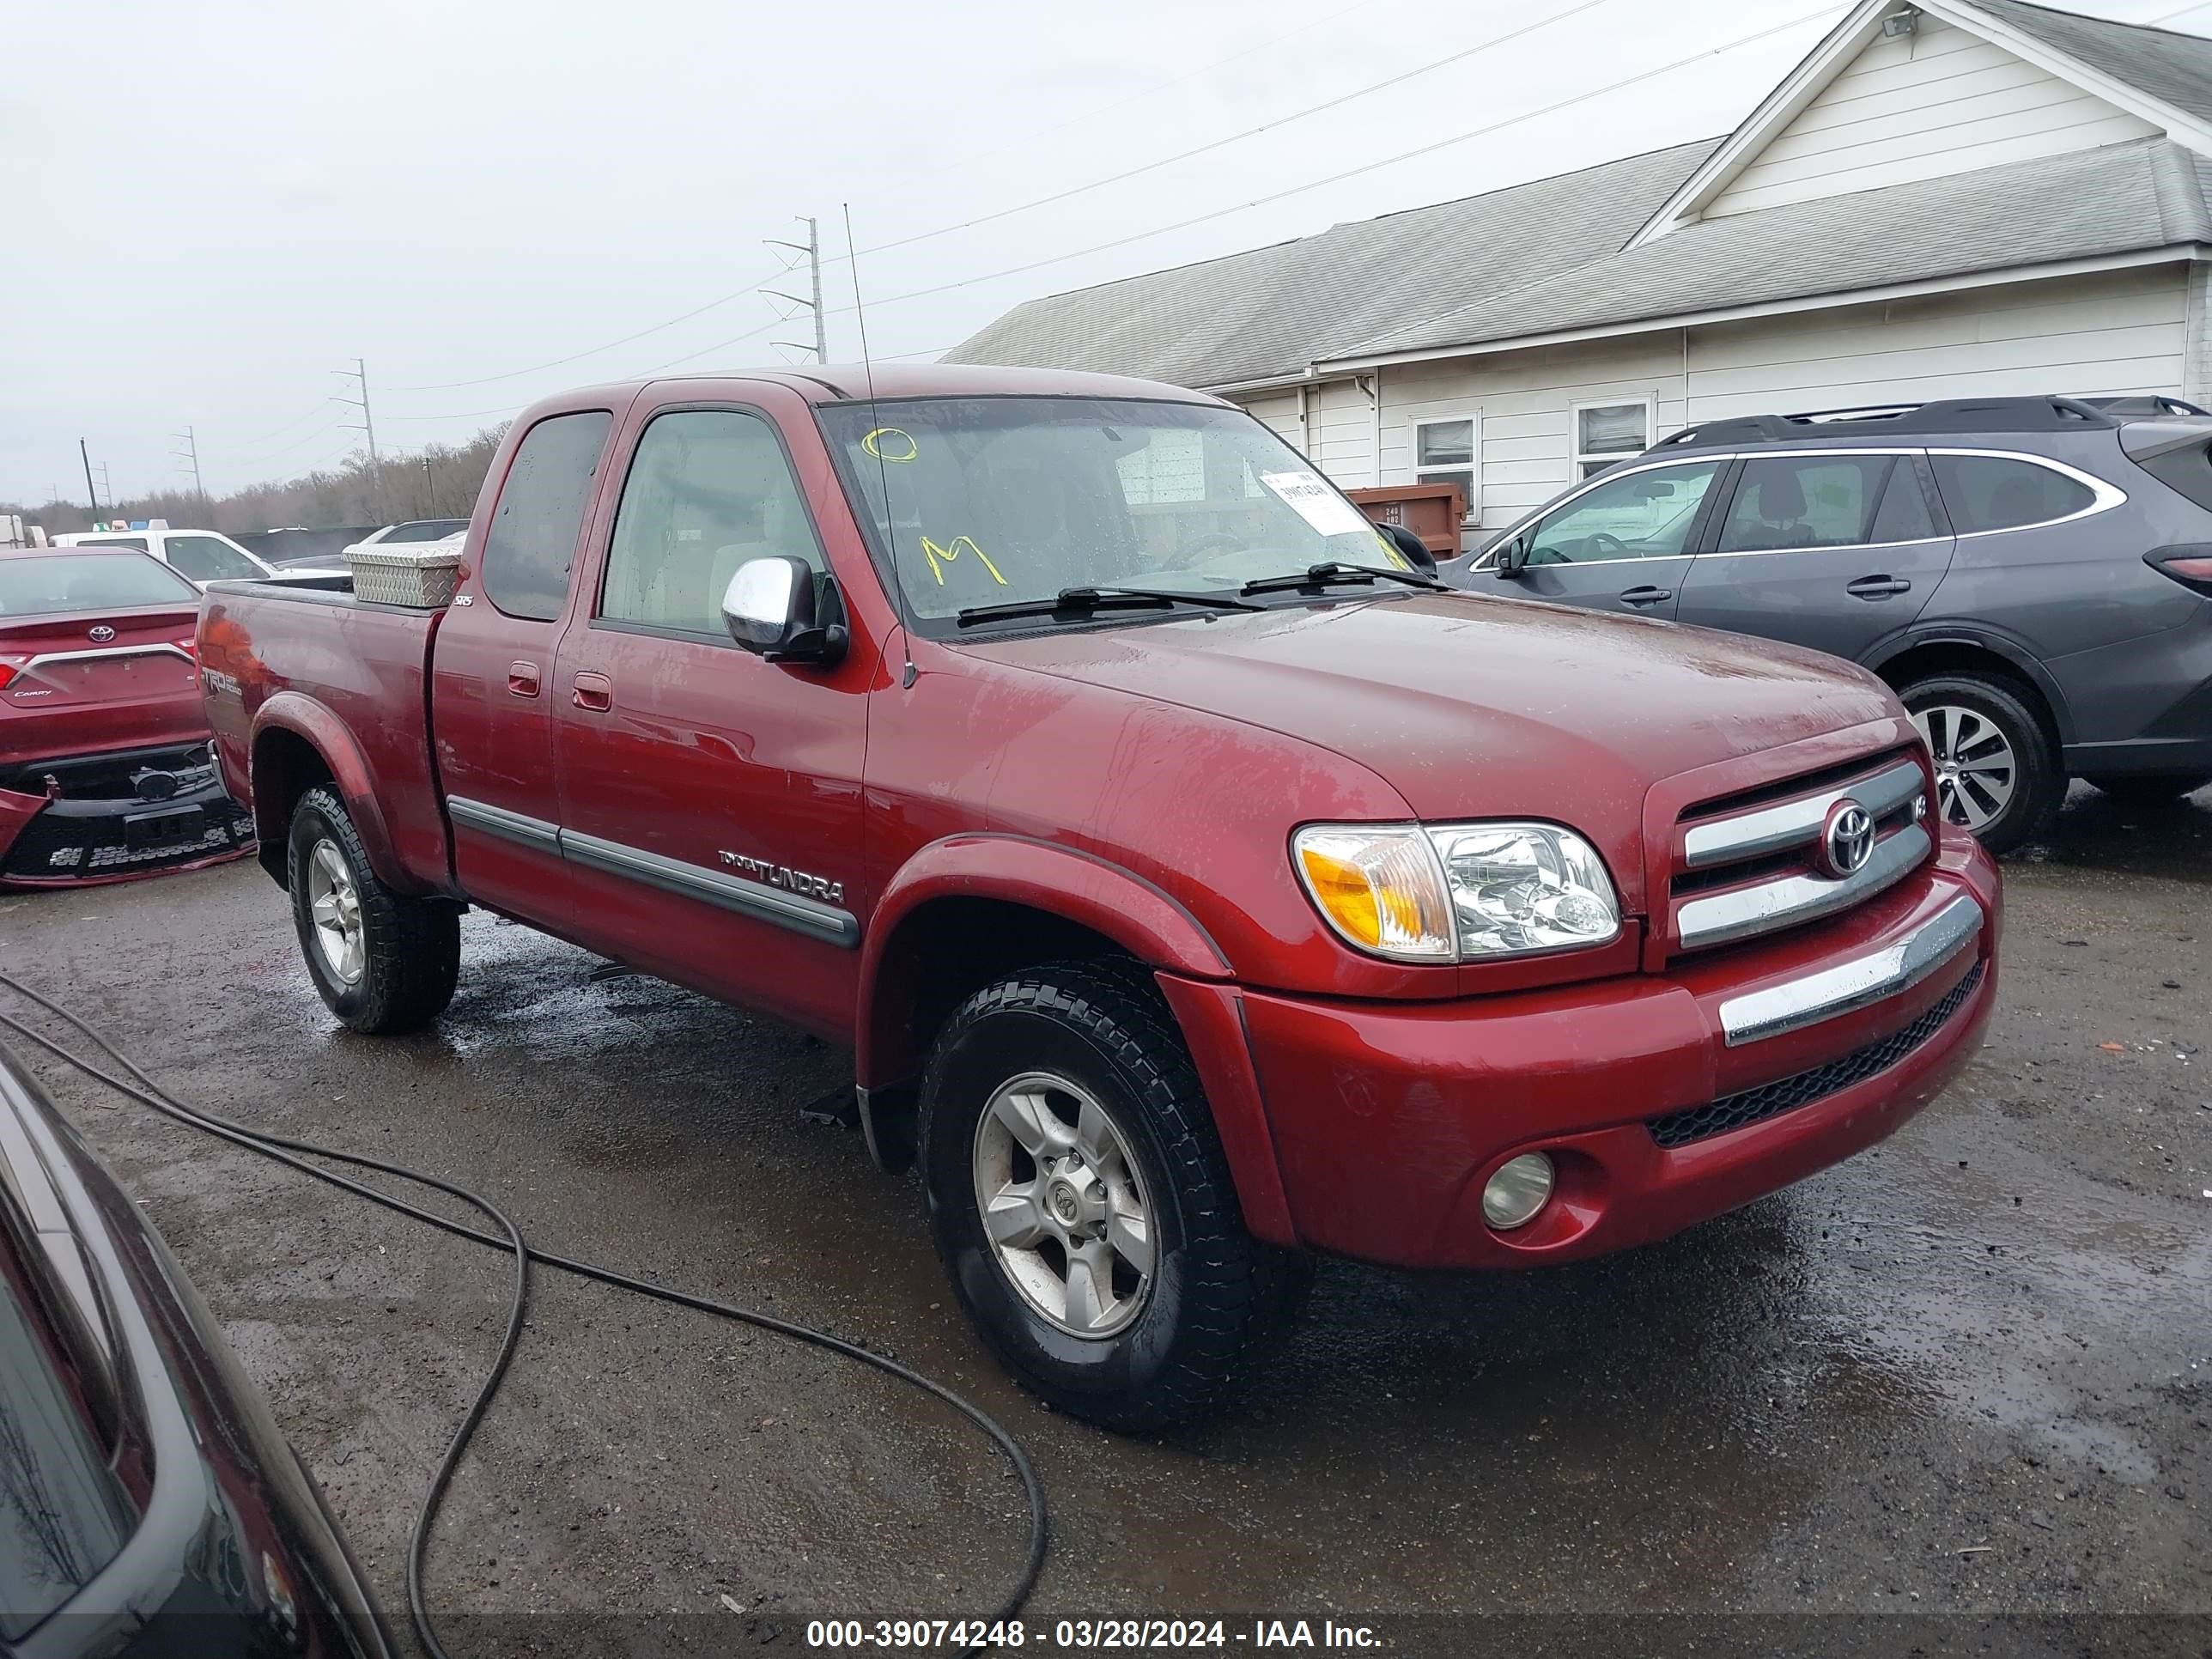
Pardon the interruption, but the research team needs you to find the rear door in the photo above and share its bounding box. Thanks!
[431,407,617,927]
[548,392,869,1034]
[1674,449,1954,659]
[1486,458,1726,619]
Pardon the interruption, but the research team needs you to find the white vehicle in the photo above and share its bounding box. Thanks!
[52,527,343,588]
[339,519,467,556]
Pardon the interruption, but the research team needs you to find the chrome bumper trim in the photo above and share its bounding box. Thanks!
[1717,893,1984,1047]
[1683,758,1924,869]
[1676,820,1930,951]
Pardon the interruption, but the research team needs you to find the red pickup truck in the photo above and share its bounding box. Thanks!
[199,365,2001,1429]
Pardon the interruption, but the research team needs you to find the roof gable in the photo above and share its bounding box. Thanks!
[1629,0,2212,247]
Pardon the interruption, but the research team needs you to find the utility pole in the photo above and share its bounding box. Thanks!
[79,441,97,515]
[172,425,204,501]
[422,454,434,516]
[334,357,380,516]
[765,216,828,362]
[97,464,113,514]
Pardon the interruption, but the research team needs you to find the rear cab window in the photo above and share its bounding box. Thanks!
[480,412,616,620]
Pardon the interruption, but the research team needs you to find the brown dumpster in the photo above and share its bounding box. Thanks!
[1344,482,1466,558]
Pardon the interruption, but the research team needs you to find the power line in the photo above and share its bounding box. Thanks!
[828,0,1613,271]
[385,7,1829,422]
[384,0,1606,398]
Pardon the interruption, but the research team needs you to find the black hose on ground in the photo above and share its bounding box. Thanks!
[0,969,1047,1659]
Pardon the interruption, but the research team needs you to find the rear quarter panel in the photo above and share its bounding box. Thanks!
[198,586,453,892]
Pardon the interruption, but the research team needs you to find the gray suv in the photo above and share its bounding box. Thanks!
[1453,396,2212,853]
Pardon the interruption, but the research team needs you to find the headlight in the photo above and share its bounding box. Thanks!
[1292,821,1620,963]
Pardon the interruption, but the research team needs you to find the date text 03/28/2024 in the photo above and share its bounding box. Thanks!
[803,1619,1382,1649]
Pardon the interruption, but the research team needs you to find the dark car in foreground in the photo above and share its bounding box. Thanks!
[0,1040,393,1656]
[1455,396,2212,852]
[0,548,253,889]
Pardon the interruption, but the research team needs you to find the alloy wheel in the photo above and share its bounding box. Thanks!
[1911,703,2018,832]
[970,1071,1155,1339]
[307,839,366,985]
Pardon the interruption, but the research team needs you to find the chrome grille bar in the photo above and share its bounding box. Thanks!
[1717,893,1983,1046]
[1682,758,1923,870]
[1675,820,1931,951]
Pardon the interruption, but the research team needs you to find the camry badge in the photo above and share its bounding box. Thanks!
[88,625,116,642]
[1818,799,1875,879]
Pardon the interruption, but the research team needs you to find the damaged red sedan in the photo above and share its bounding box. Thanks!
[0,547,253,889]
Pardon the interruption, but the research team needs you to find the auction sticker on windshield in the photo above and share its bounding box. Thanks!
[1261,471,1372,538]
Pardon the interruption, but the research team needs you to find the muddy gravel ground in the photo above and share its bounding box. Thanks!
[2,783,2207,1658]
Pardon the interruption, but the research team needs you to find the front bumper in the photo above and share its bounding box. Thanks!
[1172,831,2000,1272]
[0,745,255,890]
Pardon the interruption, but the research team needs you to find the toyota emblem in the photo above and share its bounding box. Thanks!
[1818,799,1875,878]
[88,625,116,643]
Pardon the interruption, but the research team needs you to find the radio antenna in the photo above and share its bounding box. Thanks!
[845,201,916,690]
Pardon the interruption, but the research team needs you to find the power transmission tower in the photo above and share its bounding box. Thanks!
[97,464,113,514]
[172,426,204,501]
[765,216,827,362]
[79,441,97,515]
[334,357,380,515]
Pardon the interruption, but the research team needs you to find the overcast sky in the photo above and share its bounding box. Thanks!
[4,0,2202,507]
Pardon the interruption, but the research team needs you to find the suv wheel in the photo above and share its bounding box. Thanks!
[287,786,461,1033]
[2086,772,2211,806]
[919,960,1307,1432]
[1900,673,2058,855]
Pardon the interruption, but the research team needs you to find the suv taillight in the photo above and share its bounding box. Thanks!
[2146,545,2212,594]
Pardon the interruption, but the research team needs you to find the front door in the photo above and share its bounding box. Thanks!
[1674,450,1954,660]
[432,408,616,927]
[1487,459,1724,619]
[550,401,870,1035]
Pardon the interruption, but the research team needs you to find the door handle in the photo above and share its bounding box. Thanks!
[1846,575,1912,599]
[1619,585,1674,606]
[572,671,613,712]
[507,662,540,698]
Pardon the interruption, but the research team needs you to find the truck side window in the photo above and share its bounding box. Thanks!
[599,410,826,635]
[481,410,613,621]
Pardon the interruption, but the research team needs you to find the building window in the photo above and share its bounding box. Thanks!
[1572,399,1654,480]
[1413,416,1478,522]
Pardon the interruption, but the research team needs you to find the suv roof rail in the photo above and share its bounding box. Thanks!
[2075,393,2212,417]
[1650,395,2120,453]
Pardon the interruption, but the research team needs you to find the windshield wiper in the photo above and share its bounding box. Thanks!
[1239,561,1450,597]
[956,585,1262,628]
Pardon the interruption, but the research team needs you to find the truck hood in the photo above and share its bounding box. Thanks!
[958,591,1900,894]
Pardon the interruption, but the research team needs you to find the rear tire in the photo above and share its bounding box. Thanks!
[919,959,1307,1432]
[287,786,459,1034]
[1899,672,2058,855]
[2086,772,2211,806]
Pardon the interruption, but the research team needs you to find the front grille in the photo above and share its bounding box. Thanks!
[1647,961,1984,1149]
[2,793,255,882]
[1668,748,1929,957]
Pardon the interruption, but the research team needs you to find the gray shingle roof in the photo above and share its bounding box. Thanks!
[1334,136,2212,361]
[1951,0,2212,128]
[943,138,1720,388]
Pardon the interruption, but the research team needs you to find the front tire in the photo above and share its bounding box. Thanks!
[287,786,459,1034]
[2087,771,2211,806]
[1899,672,2058,855]
[920,960,1306,1432]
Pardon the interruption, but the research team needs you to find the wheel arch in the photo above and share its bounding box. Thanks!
[854,836,1296,1244]
[1866,629,2071,750]
[248,696,414,893]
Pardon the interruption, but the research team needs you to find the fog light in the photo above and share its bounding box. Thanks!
[1482,1152,1555,1230]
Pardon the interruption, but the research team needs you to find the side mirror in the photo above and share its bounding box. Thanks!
[1377,521,1437,574]
[722,555,848,665]
[1493,534,1529,577]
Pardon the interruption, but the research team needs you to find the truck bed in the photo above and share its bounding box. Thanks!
[198,579,457,894]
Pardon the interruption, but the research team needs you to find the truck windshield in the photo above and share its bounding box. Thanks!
[819,397,1401,624]
[0,554,198,616]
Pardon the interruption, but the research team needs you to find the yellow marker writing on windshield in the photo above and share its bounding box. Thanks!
[862,427,918,462]
[1374,531,1412,571]
[920,534,1008,586]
